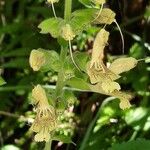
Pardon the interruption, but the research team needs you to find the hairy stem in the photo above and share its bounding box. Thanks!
[55,0,72,97]
[64,0,72,21]
[44,1,72,149]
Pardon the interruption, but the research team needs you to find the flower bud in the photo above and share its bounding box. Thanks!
[61,24,75,41]
[119,99,131,110]
[47,0,59,3]
[92,0,106,5]
[29,50,45,71]
[29,48,60,72]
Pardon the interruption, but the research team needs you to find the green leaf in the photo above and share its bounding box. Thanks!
[125,107,150,131]
[0,48,30,58]
[129,43,145,59]
[40,49,61,72]
[66,77,91,91]
[70,9,96,35]
[0,76,6,86]
[74,52,89,72]
[109,139,150,150]
[53,134,72,143]
[38,17,65,38]
[2,58,29,68]
[144,6,150,18]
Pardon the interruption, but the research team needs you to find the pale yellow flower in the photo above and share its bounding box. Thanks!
[29,50,45,71]
[119,99,131,110]
[47,0,59,3]
[36,104,56,119]
[92,0,106,5]
[31,112,58,142]
[61,24,75,41]
[32,84,49,105]
[34,127,50,142]
[101,80,121,93]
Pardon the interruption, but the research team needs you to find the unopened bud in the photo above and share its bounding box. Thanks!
[29,50,45,71]
[47,0,59,3]
[61,24,75,41]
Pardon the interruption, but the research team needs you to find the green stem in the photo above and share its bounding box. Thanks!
[45,1,72,149]
[44,141,52,150]
[55,0,72,97]
[64,0,72,21]
[55,43,68,97]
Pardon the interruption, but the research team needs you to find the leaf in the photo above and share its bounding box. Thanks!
[66,77,91,91]
[38,18,65,38]
[0,76,6,86]
[129,43,145,59]
[2,58,29,68]
[109,139,150,150]
[29,48,61,72]
[70,9,96,35]
[144,6,150,18]
[0,48,30,57]
[109,57,138,75]
[125,107,149,131]
[74,52,89,72]
[53,134,72,143]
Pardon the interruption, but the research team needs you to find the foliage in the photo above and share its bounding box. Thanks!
[0,0,149,150]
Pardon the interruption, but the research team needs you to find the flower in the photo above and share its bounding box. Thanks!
[47,0,59,3]
[29,50,45,71]
[101,80,121,93]
[61,24,75,41]
[119,99,131,110]
[87,61,120,84]
[34,127,50,142]
[92,0,106,5]
[32,84,49,105]
[30,111,58,142]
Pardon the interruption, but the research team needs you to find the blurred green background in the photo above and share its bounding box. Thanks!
[0,0,150,150]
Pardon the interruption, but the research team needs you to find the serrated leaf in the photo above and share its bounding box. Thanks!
[109,57,138,75]
[70,9,96,35]
[38,18,65,38]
